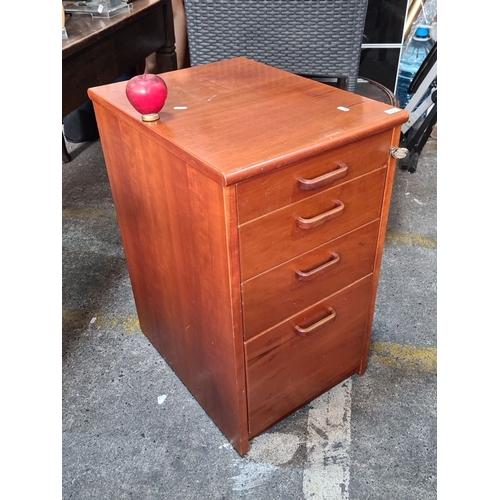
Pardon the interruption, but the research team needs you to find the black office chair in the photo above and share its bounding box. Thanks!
[183,0,369,93]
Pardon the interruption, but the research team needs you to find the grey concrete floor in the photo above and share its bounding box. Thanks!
[62,130,437,499]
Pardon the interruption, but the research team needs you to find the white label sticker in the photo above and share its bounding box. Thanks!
[98,4,104,13]
[384,107,402,114]
[174,106,187,110]
[337,106,350,112]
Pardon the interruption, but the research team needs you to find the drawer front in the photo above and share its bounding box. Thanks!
[239,167,386,281]
[246,275,373,438]
[242,220,379,340]
[237,130,392,224]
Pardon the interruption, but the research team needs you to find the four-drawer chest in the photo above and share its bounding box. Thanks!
[88,57,409,455]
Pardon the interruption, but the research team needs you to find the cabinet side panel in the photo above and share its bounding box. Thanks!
[359,125,403,374]
[94,103,248,453]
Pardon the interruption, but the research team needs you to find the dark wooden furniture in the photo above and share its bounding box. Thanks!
[88,57,408,456]
[62,0,177,162]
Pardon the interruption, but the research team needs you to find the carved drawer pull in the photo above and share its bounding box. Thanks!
[294,307,337,337]
[295,252,341,281]
[297,162,348,191]
[296,200,345,229]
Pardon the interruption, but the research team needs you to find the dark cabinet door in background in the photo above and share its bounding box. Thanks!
[360,0,409,92]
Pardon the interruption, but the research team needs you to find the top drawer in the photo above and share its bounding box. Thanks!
[236,130,392,224]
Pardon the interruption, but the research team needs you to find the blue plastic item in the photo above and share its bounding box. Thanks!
[396,26,434,109]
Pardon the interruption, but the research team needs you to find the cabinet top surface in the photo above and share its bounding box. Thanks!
[88,57,408,185]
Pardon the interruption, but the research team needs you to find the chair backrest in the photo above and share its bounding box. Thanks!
[184,0,369,92]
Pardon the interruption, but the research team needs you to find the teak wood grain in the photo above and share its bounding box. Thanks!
[359,125,405,375]
[88,58,408,186]
[92,102,249,454]
[245,276,373,437]
[238,167,387,281]
[241,220,380,339]
[88,57,409,456]
[236,130,392,224]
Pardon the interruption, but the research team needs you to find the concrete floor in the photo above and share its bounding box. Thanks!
[62,124,437,499]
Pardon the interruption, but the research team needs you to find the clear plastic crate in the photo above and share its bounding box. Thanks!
[62,1,131,19]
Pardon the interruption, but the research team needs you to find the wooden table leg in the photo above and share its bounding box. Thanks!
[155,0,178,72]
[155,44,178,72]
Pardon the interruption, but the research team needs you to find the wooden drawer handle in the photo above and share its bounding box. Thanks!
[294,307,337,337]
[296,200,345,229]
[295,252,341,282]
[297,162,348,191]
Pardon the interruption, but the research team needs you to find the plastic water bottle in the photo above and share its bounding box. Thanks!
[396,26,435,109]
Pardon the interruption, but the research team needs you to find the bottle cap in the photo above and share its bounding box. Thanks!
[415,26,430,37]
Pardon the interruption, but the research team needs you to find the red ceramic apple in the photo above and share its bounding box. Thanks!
[125,74,168,122]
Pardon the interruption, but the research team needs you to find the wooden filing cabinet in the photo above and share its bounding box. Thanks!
[88,57,409,456]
